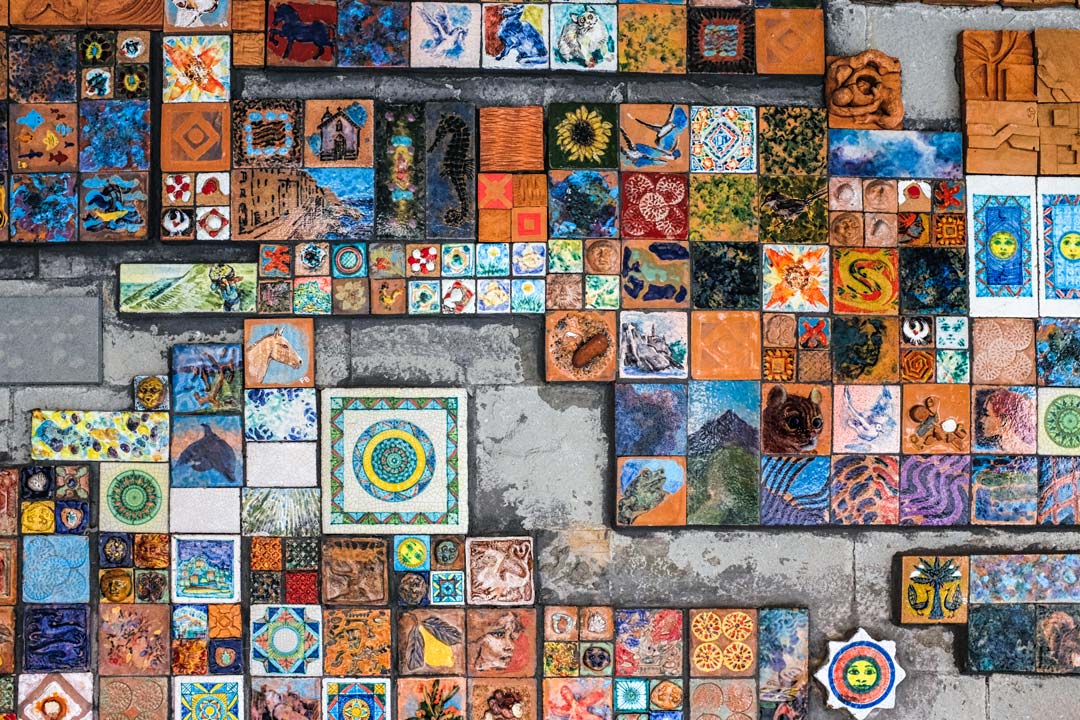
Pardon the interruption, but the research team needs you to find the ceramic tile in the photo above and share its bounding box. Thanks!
[971,454,1038,524]
[162,36,231,103]
[828,130,964,179]
[322,388,468,533]
[18,673,93,720]
[98,463,169,533]
[171,488,241,533]
[171,414,244,487]
[616,456,687,526]
[968,604,1036,672]
[549,170,619,238]
[31,410,169,462]
[618,310,688,380]
[481,4,550,70]
[899,455,971,525]
[467,607,536,674]
[691,242,759,310]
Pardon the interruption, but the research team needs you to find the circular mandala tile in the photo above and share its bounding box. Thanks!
[352,420,435,502]
[1046,394,1080,448]
[107,469,162,526]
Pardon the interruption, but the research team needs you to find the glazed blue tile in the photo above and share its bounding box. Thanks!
[971,455,1038,525]
[967,604,1036,673]
[828,130,963,179]
[171,344,244,415]
[54,500,89,534]
[1037,318,1080,387]
[615,383,687,457]
[476,278,511,313]
[331,244,368,278]
[970,554,1038,604]
[8,33,78,103]
[98,532,133,568]
[210,638,245,674]
[79,100,151,171]
[1039,456,1080,525]
[760,456,830,525]
[512,242,547,276]
[23,604,90,671]
[171,414,244,487]
[244,388,319,442]
[10,173,78,242]
[172,605,210,639]
[477,243,511,276]
[426,102,476,240]
[22,535,90,604]
[1039,554,1080,603]
[430,571,465,605]
[393,535,431,571]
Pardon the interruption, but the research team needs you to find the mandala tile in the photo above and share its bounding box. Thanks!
[690,106,756,174]
[18,674,93,720]
[100,677,168,720]
[322,388,467,533]
[171,535,240,604]
[829,455,900,525]
[23,605,90,672]
[174,677,243,720]
[430,571,466,604]
[251,605,323,676]
[98,463,168,533]
[1039,388,1080,455]
[616,457,687,526]
[323,679,389,720]
[98,604,170,676]
[689,678,756,720]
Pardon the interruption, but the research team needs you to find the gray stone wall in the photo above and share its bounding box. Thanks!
[6,7,1080,712]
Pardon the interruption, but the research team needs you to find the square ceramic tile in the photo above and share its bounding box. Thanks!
[618,5,687,73]
[268,0,338,66]
[171,343,243,415]
[550,4,617,71]
[171,488,241,533]
[163,36,231,103]
[98,463,169,533]
[22,536,90,604]
[411,3,483,67]
[687,9,754,74]
[321,388,468,534]
[245,389,318,442]
[549,170,619,238]
[246,442,318,487]
[19,674,94,720]
[465,537,535,605]
[171,415,244,487]
[323,678,389,720]
[482,4,550,70]
[619,311,689,380]
[171,535,241,604]
[250,605,323,676]
[689,106,756,173]
[174,676,244,720]
[337,0,406,67]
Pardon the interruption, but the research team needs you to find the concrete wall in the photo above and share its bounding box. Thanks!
[5,6,1080,712]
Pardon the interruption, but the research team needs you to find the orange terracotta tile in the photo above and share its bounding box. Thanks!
[546,310,617,382]
[11,0,86,25]
[755,9,823,76]
[160,103,231,172]
[479,106,545,172]
[964,100,1039,176]
[960,30,1036,102]
[902,384,971,454]
[691,311,761,380]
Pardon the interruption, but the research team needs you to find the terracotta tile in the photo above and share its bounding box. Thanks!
[233,0,266,29]
[303,99,374,167]
[1036,28,1080,101]
[960,30,1035,102]
[691,311,761,380]
[901,384,971,454]
[545,310,617,382]
[160,103,230,172]
[479,106,545,172]
[1039,102,1080,174]
[826,50,903,130]
[688,608,757,677]
[9,103,78,172]
[585,239,620,274]
[862,179,897,213]
[616,456,687,526]
[830,211,863,246]
[619,104,690,173]
[232,32,266,66]
[755,9,823,75]
[964,100,1039,176]
[371,278,407,314]
[11,0,87,25]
